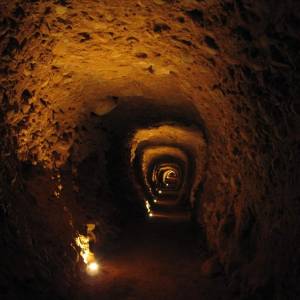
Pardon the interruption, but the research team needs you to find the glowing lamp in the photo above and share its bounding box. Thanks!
[86,261,100,276]
[158,190,162,194]
[75,226,100,277]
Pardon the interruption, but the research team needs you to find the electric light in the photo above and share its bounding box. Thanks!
[145,200,153,217]
[154,199,157,203]
[158,190,162,194]
[75,224,100,276]
[86,261,100,276]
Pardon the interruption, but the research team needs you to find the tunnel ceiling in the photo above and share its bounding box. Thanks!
[0,0,300,299]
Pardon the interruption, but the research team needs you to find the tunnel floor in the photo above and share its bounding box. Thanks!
[82,208,230,300]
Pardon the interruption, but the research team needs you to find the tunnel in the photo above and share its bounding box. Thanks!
[0,1,300,300]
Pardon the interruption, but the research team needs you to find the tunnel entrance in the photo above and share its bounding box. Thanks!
[1,1,299,299]
[69,95,217,299]
[151,161,184,199]
[96,96,208,226]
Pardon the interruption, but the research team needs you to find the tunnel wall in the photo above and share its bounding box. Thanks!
[1,0,300,299]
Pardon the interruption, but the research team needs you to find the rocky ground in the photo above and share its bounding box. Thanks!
[81,216,229,300]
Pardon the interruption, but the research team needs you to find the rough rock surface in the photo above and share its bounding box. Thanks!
[0,0,299,299]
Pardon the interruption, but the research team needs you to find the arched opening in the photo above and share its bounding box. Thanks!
[0,1,299,300]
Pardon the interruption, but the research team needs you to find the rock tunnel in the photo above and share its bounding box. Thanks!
[0,0,299,299]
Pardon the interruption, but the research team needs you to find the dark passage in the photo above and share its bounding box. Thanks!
[0,1,299,300]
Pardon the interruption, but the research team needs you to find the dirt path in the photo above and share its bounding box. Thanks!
[82,216,230,300]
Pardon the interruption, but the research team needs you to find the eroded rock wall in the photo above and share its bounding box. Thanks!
[0,0,299,299]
